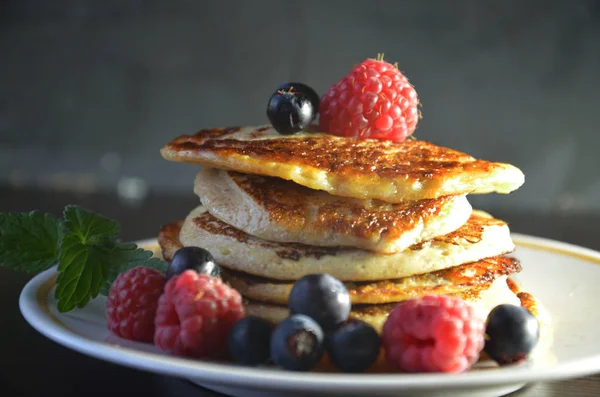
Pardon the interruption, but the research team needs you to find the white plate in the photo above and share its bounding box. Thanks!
[19,234,600,397]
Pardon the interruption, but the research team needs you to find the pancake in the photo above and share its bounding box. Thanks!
[158,219,184,261]
[160,125,524,202]
[175,206,515,281]
[194,167,472,253]
[507,278,553,357]
[220,256,521,305]
[243,276,523,333]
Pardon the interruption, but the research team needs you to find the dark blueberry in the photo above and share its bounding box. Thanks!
[288,273,351,331]
[266,87,315,135]
[270,314,324,371]
[484,304,540,365]
[326,319,380,373]
[228,316,273,366]
[277,82,320,112]
[166,246,220,280]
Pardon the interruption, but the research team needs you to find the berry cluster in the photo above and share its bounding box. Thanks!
[105,254,381,372]
[227,273,381,373]
[106,247,245,359]
[265,55,420,142]
[106,247,540,373]
[271,274,381,372]
[381,296,540,373]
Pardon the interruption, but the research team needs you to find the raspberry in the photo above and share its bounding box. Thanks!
[382,295,485,373]
[106,266,166,343]
[319,55,420,142]
[154,270,245,358]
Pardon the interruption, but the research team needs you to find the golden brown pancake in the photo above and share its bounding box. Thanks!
[158,220,184,261]
[158,219,520,305]
[175,206,515,281]
[220,256,521,305]
[194,167,472,253]
[242,276,524,333]
[160,125,524,202]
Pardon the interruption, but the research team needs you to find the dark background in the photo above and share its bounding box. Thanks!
[1,0,600,217]
[2,2,600,396]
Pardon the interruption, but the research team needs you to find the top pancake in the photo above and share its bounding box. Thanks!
[161,125,525,202]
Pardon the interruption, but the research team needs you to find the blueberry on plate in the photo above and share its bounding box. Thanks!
[166,246,220,280]
[484,304,540,365]
[326,319,380,373]
[270,314,324,371]
[267,85,316,135]
[228,316,273,366]
[288,273,351,332]
[277,82,320,112]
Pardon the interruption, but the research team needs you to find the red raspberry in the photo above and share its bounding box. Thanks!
[319,56,420,142]
[154,270,245,358]
[106,266,166,343]
[382,295,485,373]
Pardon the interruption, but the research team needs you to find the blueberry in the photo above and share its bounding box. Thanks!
[270,314,324,371]
[228,316,273,366]
[167,247,220,279]
[267,86,315,135]
[326,319,380,373]
[484,304,540,365]
[288,274,351,331]
[277,82,320,112]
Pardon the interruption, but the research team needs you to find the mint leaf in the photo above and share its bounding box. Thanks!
[55,233,112,312]
[54,205,121,312]
[0,211,62,273]
[54,238,167,311]
[2,204,167,313]
[99,243,168,296]
[63,205,119,245]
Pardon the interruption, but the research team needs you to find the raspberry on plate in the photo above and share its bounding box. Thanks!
[319,54,420,142]
[154,270,245,358]
[106,266,166,343]
[382,295,485,373]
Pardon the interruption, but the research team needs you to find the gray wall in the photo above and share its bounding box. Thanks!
[1,0,599,214]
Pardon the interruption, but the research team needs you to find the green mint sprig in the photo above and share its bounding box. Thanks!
[0,205,167,312]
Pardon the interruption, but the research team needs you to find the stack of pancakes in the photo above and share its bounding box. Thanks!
[158,125,548,333]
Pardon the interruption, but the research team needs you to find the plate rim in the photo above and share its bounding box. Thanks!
[18,233,600,392]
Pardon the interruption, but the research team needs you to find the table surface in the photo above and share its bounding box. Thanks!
[2,187,600,397]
